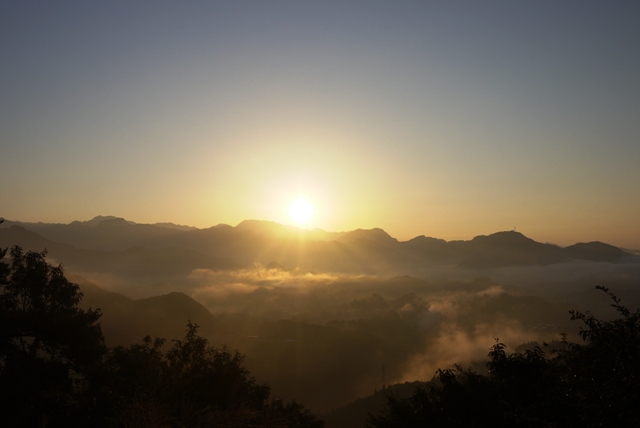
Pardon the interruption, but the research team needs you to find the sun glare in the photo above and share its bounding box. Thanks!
[289,198,313,225]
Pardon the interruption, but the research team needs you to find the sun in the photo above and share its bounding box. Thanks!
[289,198,313,225]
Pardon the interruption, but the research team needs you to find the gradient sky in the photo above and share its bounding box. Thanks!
[2,1,639,248]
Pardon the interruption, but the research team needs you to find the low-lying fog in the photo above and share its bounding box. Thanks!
[3,219,639,412]
[73,260,640,412]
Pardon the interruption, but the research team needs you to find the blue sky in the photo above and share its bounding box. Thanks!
[1,1,639,247]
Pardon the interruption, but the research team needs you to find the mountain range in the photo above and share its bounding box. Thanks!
[2,215,638,420]
[0,216,634,278]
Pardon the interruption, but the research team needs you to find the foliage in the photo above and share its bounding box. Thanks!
[560,286,640,427]
[0,245,322,427]
[96,322,323,427]
[368,286,640,428]
[0,246,106,427]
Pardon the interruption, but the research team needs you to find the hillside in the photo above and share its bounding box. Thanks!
[1,218,634,279]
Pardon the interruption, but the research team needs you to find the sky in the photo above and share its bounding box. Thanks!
[1,1,639,248]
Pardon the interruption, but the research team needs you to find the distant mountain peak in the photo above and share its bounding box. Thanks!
[95,217,130,228]
[337,228,397,244]
[406,235,447,244]
[153,222,197,231]
[83,215,121,226]
[236,219,283,230]
[67,215,137,227]
[564,241,630,262]
[471,230,534,245]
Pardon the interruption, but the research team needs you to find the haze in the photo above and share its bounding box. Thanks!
[2,4,640,423]
[1,1,639,249]
[2,215,639,418]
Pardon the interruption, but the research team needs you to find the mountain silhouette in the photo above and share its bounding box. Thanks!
[0,225,238,281]
[76,276,224,345]
[1,219,634,278]
[70,215,127,226]
[336,228,398,244]
[1,216,187,251]
[457,231,569,268]
[564,241,631,262]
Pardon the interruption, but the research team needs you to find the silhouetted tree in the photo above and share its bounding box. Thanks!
[368,286,640,428]
[559,286,640,427]
[0,246,106,427]
[0,245,322,427]
[97,322,324,427]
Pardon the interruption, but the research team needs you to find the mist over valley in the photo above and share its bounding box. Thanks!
[2,215,639,422]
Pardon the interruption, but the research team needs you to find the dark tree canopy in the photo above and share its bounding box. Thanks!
[0,246,106,427]
[0,245,323,428]
[95,322,323,427]
[368,286,640,428]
